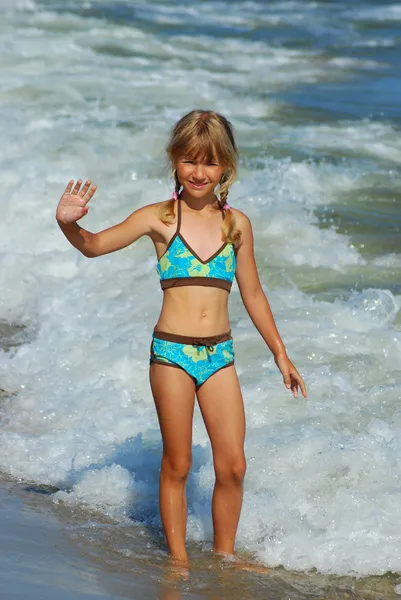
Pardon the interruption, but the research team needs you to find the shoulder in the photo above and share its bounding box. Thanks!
[129,200,173,227]
[130,200,176,243]
[229,207,253,249]
[132,200,167,217]
[230,207,251,229]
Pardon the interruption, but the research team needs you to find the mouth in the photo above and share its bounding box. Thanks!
[188,181,208,190]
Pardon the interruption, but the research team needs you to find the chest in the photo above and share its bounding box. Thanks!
[179,219,225,262]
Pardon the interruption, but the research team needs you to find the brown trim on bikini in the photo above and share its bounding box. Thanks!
[150,338,194,376]
[160,277,232,292]
[179,235,228,265]
[150,357,193,372]
[177,193,182,231]
[149,358,234,389]
[158,197,230,264]
[178,197,229,264]
[153,329,232,346]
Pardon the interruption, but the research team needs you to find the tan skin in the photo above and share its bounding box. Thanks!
[56,157,307,567]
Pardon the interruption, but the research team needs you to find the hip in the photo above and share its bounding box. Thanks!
[150,327,235,388]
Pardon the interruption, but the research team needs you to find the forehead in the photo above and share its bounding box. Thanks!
[181,144,220,162]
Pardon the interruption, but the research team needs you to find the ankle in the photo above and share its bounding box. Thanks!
[170,551,189,564]
[212,545,234,557]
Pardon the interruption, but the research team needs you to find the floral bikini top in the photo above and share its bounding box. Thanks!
[156,198,236,292]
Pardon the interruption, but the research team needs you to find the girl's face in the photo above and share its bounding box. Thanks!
[176,156,225,199]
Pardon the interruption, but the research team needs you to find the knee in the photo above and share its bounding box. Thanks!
[215,455,247,486]
[161,453,192,483]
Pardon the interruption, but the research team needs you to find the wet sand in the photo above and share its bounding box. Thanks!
[0,478,150,600]
[1,475,400,600]
[1,321,401,599]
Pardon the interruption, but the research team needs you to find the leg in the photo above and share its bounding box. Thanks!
[196,365,246,555]
[150,362,196,562]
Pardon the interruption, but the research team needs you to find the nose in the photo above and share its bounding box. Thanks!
[193,163,206,180]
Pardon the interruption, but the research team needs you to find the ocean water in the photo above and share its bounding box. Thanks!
[0,0,401,596]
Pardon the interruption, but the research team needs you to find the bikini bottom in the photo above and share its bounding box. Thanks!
[150,329,235,388]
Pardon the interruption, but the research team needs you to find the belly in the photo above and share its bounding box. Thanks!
[155,286,230,336]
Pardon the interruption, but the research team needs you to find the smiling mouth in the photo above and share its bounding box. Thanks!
[189,181,208,188]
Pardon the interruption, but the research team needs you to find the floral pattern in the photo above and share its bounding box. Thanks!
[150,335,235,387]
[157,235,236,284]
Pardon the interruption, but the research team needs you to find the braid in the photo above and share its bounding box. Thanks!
[218,176,241,246]
[163,109,241,241]
[159,168,241,244]
[219,186,229,208]
[174,170,181,196]
[218,173,229,211]
[157,170,180,225]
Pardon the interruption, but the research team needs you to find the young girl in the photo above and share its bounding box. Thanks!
[56,109,307,565]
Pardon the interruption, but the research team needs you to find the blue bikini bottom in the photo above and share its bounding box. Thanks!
[150,329,235,388]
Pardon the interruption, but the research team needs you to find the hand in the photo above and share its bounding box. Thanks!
[274,354,307,399]
[56,179,97,225]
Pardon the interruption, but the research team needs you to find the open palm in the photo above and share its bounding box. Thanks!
[56,179,97,224]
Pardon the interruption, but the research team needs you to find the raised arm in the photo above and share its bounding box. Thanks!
[234,211,307,398]
[56,179,155,258]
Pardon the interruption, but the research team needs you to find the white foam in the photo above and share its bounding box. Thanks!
[328,57,385,71]
[278,122,401,165]
[352,38,395,48]
[373,253,401,269]
[54,465,135,519]
[0,0,400,578]
[235,159,364,270]
[349,5,401,23]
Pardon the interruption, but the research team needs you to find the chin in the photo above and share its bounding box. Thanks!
[184,184,215,197]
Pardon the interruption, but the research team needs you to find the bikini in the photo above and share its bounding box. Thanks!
[150,197,236,388]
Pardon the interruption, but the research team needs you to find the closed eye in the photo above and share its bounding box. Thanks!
[182,160,220,166]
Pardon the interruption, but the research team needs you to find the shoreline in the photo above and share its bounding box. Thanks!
[1,326,401,598]
[0,475,400,600]
[0,476,157,600]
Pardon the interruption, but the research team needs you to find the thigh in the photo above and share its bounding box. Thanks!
[150,363,196,457]
[196,365,246,459]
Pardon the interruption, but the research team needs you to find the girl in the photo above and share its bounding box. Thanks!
[56,109,307,565]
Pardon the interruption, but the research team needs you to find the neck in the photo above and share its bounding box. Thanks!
[180,191,218,212]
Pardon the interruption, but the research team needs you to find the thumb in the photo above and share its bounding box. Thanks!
[283,374,291,389]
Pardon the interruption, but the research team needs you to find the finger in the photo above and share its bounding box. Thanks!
[78,179,91,197]
[292,373,307,399]
[64,180,74,195]
[283,375,291,390]
[299,377,308,398]
[83,184,97,205]
[72,179,82,194]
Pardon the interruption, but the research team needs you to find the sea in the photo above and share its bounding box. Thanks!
[0,0,400,598]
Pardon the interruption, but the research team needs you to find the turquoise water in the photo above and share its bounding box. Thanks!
[0,0,401,597]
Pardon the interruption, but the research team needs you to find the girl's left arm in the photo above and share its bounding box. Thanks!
[234,212,307,398]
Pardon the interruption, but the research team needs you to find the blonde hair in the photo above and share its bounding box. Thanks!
[160,109,241,245]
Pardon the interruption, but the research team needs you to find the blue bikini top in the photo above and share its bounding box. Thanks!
[156,198,236,292]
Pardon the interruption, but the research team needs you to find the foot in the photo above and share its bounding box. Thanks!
[213,549,270,574]
[165,556,190,582]
[231,558,271,574]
